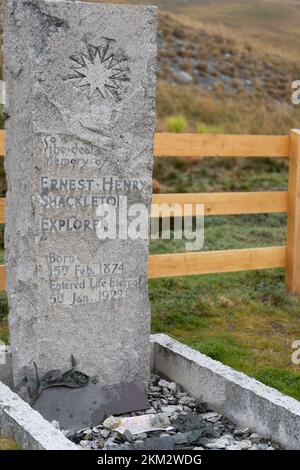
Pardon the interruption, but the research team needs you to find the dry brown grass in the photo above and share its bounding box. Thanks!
[0,436,19,450]
[156,81,300,135]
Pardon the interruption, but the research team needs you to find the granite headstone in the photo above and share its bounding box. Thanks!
[4,0,157,393]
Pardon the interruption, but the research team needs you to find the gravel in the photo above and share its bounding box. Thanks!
[67,375,281,451]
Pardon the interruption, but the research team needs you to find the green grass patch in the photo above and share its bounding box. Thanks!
[256,368,300,401]
[166,115,188,133]
[153,155,288,194]
[149,268,300,401]
[150,213,287,254]
[196,123,225,134]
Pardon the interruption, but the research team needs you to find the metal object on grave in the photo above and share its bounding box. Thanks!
[25,355,150,431]
[23,355,89,405]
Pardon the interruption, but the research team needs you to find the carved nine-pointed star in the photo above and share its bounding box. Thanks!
[69,44,130,100]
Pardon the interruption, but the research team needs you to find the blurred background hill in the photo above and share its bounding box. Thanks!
[90,0,300,135]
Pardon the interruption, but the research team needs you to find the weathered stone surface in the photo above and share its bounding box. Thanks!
[4,1,157,389]
[0,381,77,450]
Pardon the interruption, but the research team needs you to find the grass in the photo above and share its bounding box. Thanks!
[150,269,300,400]
[197,123,225,134]
[0,436,19,450]
[149,135,300,400]
[0,0,300,401]
[156,82,300,135]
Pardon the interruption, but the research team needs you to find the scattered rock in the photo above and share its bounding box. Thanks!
[102,416,121,430]
[195,401,208,414]
[175,70,193,84]
[167,382,177,393]
[79,440,92,449]
[158,379,170,388]
[122,429,133,442]
[99,429,110,439]
[250,433,261,444]
[239,440,252,450]
[206,437,229,449]
[201,412,222,423]
[82,429,93,440]
[234,427,249,437]
[132,432,148,441]
[161,405,181,415]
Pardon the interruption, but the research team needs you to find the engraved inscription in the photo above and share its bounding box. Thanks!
[47,253,145,306]
[42,136,109,170]
[39,174,149,233]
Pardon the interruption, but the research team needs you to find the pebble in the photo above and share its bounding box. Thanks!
[82,429,93,440]
[122,429,133,442]
[79,440,91,449]
[132,433,148,441]
[99,429,110,439]
[250,433,261,443]
[234,427,249,436]
[206,437,229,449]
[161,405,182,415]
[168,382,177,392]
[102,416,121,430]
[239,440,252,450]
[201,412,222,423]
[158,379,170,388]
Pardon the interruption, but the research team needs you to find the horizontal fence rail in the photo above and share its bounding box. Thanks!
[0,247,287,289]
[152,191,288,217]
[154,133,289,158]
[148,246,287,279]
[0,191,288,224]
[0,131,290,159]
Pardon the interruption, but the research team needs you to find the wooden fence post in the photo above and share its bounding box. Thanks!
[286,129,300,293]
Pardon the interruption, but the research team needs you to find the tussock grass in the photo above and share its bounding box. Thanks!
[156,82,300,135]
[0,436,19,450]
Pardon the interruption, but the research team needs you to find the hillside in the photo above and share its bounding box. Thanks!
[155,11,300,136]
[81,2,300,135]
[95,0,300,60]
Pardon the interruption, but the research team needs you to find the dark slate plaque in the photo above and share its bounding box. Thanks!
[33,382,150,431]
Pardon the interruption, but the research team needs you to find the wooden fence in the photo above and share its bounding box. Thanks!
[0,130,299,292]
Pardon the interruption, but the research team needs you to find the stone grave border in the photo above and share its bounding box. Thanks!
[0,336,300,449]
[151,334,300,450]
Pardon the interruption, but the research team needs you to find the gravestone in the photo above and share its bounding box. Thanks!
[4,0,157,392]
